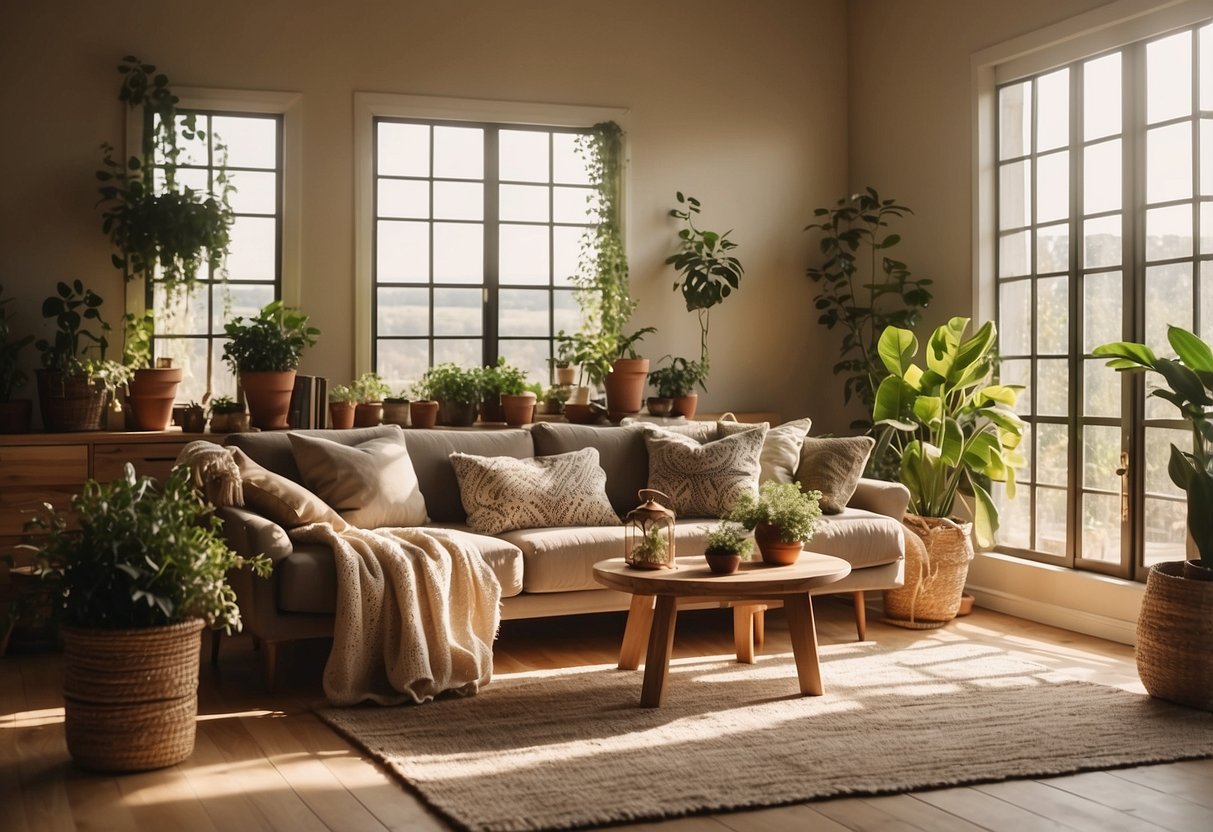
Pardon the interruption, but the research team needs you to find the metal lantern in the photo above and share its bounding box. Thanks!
[624,489,676,570]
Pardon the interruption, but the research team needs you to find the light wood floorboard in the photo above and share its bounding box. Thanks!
[1,599,1209,831]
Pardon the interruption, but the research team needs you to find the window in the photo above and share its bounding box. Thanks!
[992,19,1212,579]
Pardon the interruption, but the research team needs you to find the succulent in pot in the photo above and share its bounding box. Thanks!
[728,481,822,566]
[0,283,34,433]
[702,520,754,575]
[222,300,319,430]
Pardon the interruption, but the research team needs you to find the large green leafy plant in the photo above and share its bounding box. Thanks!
[31,464,271,632]
[1093,326,1213,569]
[222,300,320,373]
[34,280,132,397]
[805,188,933,424]
[872,317,1023,549]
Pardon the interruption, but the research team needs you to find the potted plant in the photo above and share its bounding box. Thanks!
[27,462,270,771]
[327,385,356,429]
[34,281,132,432]
[121,310,183,431]
[480,357,528,423]
[552,339,578,387]
[423,363,482,427]
[383,389,410,427]
[872,317,1024,625]
[540,384,570,415]
[351,371,391,427]
[0,284,34,434]
[1093,325,1213,711]
[222,300,319,430]
[603,326,657,421]
[208,395,248,433]
[703,520,754,575]
[180,400,206,432]
[648,356,708,420]
[728,481,823,566]
[96,57,235,296]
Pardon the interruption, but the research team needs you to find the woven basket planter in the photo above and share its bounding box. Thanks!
[62,619,205,772]
[884,515,974,628]
[36,369,108,432]
[1136,561,1213,712]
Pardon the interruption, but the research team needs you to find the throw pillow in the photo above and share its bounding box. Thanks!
[230,447,349,531]
[643,425,767,518]
[288,432,429,529]
[449,447,620,535]
[719,416,813,483]
[796,435,875,514]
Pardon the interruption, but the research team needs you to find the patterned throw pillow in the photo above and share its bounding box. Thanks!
[643,425,767,518]
[289,432,429,528]
[797,435,876,514]
[449,447,620,535]
[718,417,813,483]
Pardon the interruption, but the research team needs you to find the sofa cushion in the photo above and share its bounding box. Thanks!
[399,429,534,523]
[501,520,714,593]
[719,417,812,484]
[276,527,524,613]
[226,425,401,481]
[809,506,904,568]
[289,432,429,528]
[231,447,348,531]
[797,435,876,514]
[530,422,649,514]
[643,425,767,518]
[450,448,620,534]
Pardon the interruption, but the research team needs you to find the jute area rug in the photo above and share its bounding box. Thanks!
[317,640,1213,832]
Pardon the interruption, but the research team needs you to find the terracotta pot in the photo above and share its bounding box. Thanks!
[439,399,478,427]
[354,402,383,427]
[409,400,439,429]
[481,394,505,424]
[672,392,698,420]
[209,411,250,433]
[0,399,32,434]
[502,392,537,426]
[604,357,649,420]
[555,366,577,386]
[383,401,410,427]
[647,397,674,417]
[754,523,803,566]
[126,366,184,431]
[328,402,355,429]
[181,407,207,433]
[36,369,108,432]
[705,551,742,575]
[1136,561,1213,711]
[240,370,296,430]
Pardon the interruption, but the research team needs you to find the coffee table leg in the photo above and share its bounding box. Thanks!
[619,594,655,670]
[784,593,823,696]
[640,595,678,707]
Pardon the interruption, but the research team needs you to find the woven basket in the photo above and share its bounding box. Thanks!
[62,619,205,771]
[883,515,974,628]
[36,369,108,432]
[1136,561,1213,712]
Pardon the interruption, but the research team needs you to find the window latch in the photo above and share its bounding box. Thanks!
[1115,451,1130,521]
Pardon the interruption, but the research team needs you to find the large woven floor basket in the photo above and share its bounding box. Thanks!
[1136,561,1213,712]
[884,515,974,628]
[62,619,205,772]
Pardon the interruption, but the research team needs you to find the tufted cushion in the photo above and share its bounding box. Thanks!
[797,435,876,514]
[231,447,348,531]
[643,425,767,518]
[289,432,429,528]
[449,447,620,535]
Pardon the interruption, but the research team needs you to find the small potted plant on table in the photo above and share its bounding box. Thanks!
[728,481,822,566]
[222,300,319,430]
[408,377,439,429]
[351,371,391,427]
[327,385,356,429]
[122,311,183,431]
[703,520,753,575]
[208,395,248,433]
[648,356,707,419]
[383,389,410,427]
[425,363,483,427]
[480,357,531,424]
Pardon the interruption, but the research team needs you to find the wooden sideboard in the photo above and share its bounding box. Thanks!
[0,430,210,567]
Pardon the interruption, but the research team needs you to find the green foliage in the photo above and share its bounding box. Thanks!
[648,356,707,398]
[222,300,319,373]
[208,395,243,413]
[96,57,235,293]
[328,384,355,404]
[480,357,529,396]
[384,389,410,403]
[122,309,155,368]
[703,520,753,559]
[34,280,131,397]
[872,317,1024,549]
[728,481,822,544]
[666,192,743,368]
[1094,326,1213,569]
[351,371,391,403]
[29,464,271,633]
[632,525,669,563]
[421,363,482,406]
[0,284,33,401]
[805,188,934,424]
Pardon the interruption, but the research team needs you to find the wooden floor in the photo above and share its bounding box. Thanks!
[2,600,1211,832]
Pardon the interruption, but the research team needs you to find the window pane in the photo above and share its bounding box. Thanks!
[225,216,276,280]
[377,340,429,391]
[999,358,1032,415]
[553,226,587,287]
[377,287,429,336]
[433,223,483,283]
[1202,262,1213,343]
[1145,263,1193,359]
[1037,359,1068,416]
[211,340,237,401]
[1203,205,1213,256]
[214,283,273,332]
[1036,151,1068,223]
[553,186,596,224]
[553,133,592,185]
[433,289,482,336]
[498,339,548,387]
[212,115,277,169]
[1082,357,1121,420]
[999,161,1031,228]
[999,230,1031,277]
[500,224,550,285]
[553,289,579,333]
[170,114,208,166]
[498,289,549,337]
[433,338,481,367]
[1083,139,1121,214]
[999,80,1031,159]
[1035,486,1067,555]
[1084,53,1121,141]
[1143,497,1186,566]
[500,184,550,222]
[433,126,483,180]
[1083,425,1120,490]
[1145,427,1189,497]
[1084,214,1122,269]
[155,282,208,335]
[1036,68,1069,152]
[1036,223,1069,273]
[378,179,429,219]
[224,170,277,216]
[998,279,1031,355]
[500,130,549,183]
[993,481,1030,549]
[1203,24,1213,111]
[1036,276,1068,353]
[1080,493,1121,563]
[1083,271,1122,352]
[157,337,211,404]
[1145,205,1193,260]
[1202,119,1213,196]
[1146,123,1193,204]
[433,181,483,221]
[377,220,428,281]
[379,122,430,177]
[1146,31,1191,124]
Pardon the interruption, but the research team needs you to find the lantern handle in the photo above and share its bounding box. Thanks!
[638,489,672,508]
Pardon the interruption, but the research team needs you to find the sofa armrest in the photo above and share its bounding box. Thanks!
[216,505,293,566]
[847,477,909,520]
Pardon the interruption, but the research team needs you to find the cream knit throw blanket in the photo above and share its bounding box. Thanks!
[289,523,501,706]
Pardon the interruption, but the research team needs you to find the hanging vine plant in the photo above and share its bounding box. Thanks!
[95,56,235,295]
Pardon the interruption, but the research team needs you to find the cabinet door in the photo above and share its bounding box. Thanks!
[0,444,88,567]
[93,442,188,482]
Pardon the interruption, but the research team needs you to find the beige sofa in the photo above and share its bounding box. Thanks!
[217,422,908,687]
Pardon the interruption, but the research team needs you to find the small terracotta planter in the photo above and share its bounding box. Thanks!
[672,392,698,420]
[604,357,649,420]
[354,402,383,427]
[240,370,296,430]
[555,366,577,386]
[501,392,537,426]
[754,523,802,566]
[126,366,184,431]
[328,401,355,429]
[409,400,439,429]
[705,551,742,575]
[481,394,505,424]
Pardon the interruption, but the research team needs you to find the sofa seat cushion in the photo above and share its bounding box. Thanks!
[276,527,524,614]
[808,507,905,569]
[502,520,714,594]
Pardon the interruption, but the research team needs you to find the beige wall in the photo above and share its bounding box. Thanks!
[0,0,850,426]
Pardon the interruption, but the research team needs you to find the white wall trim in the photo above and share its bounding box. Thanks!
[351,92,630,375]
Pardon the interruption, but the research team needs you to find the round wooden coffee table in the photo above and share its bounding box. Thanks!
[593,554,851,707]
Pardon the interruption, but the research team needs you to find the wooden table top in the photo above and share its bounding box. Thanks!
[592,554,851,598]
